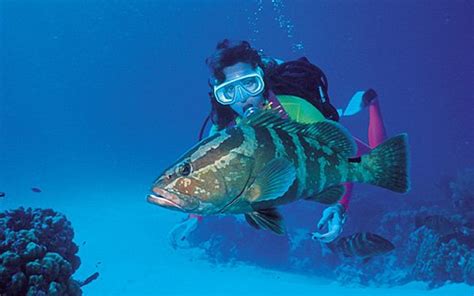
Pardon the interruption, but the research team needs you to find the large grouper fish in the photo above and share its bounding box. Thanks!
[148,110,410,234]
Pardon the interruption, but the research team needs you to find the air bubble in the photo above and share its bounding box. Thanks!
[247,0,305,53]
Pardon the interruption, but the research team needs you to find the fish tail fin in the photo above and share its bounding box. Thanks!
[355,134,410,193]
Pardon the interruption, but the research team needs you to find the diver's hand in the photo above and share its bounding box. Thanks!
[168,215,199,249]
[311,204,346,243]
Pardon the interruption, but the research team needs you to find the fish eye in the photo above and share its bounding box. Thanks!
[178,162,192,176]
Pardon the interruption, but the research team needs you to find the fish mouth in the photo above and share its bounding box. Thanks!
[147,188,183,210]
[147,194,183,209]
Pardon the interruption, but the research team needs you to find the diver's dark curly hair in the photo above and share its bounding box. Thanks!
[206,39,264,83]
[205,39,270,131]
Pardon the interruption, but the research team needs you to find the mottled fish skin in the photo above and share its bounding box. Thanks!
[330,232,395,259]
[151,128,254,214]
[149,110,409,217]
[151,121,347,214]
[226,122,351,212]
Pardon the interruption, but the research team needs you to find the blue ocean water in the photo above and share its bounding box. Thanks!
[1,0,473,295]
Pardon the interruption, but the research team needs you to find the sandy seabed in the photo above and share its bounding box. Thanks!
[1,189,472,296]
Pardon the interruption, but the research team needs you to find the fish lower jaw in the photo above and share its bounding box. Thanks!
[147,194,183,210]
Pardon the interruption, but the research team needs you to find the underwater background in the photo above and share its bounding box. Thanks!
[1,0,473,295]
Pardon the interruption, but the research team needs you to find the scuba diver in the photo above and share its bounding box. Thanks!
[169,39,387,249]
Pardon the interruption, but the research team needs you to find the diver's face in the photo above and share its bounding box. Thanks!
[222,62,265,116]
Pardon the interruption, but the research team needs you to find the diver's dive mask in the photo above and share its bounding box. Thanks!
[213,67,265,105]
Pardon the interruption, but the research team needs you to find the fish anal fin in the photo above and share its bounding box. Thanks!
[306,185,345,204]
[245,213,260,230]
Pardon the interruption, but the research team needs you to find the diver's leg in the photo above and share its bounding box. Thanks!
[365,91,387,147]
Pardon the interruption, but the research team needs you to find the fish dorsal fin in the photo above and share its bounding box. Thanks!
[306,185,346,204]
[303,121,356,157]
[242,109,306,134]
[244,208,285,235]
[242,110,355,157]
[245,158,296,203]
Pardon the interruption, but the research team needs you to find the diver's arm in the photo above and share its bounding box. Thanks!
[339,184,353,211]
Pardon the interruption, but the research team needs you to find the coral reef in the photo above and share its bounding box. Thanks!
[0,207,83,295]
[333,207,474,288]
[337,168,474,288]
[407,227,473,288]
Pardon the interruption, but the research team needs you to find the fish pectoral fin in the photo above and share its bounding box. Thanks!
[306,185,346,204]
[246,158,296,203]
[244,208,285,235]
